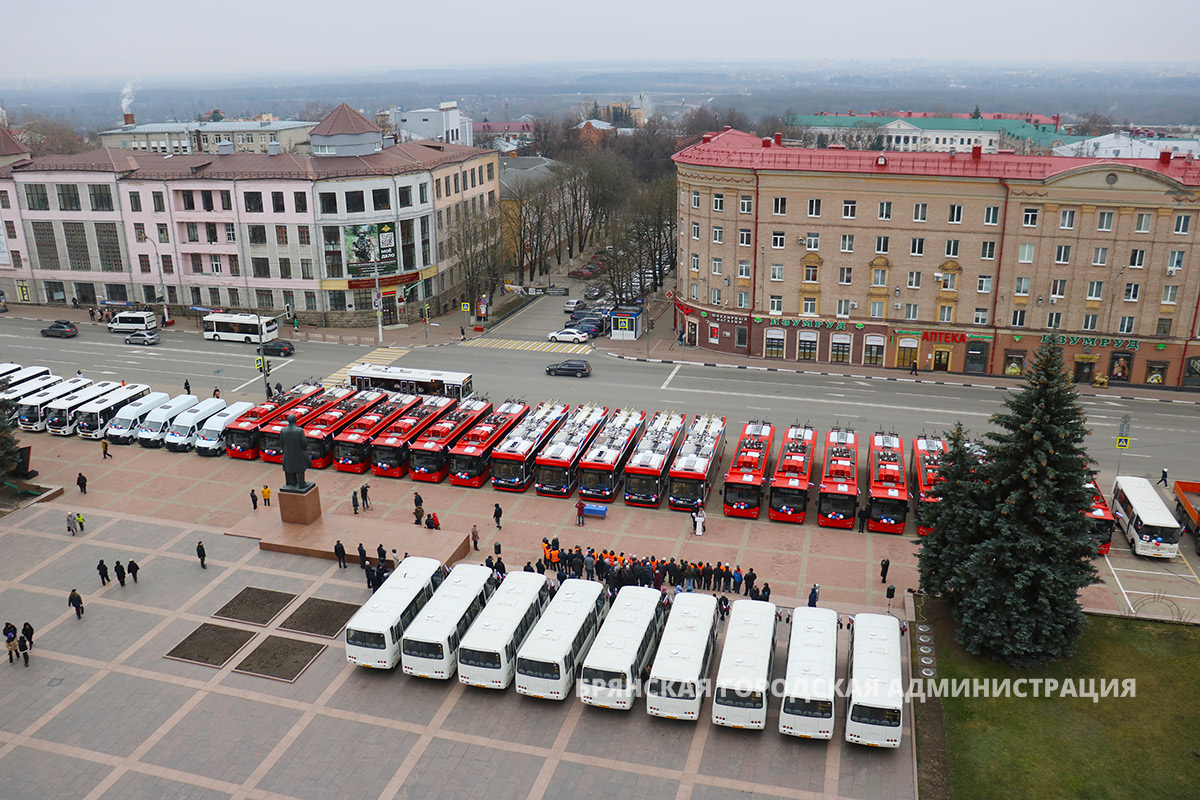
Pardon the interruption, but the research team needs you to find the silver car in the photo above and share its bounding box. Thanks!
[124,330,161,346]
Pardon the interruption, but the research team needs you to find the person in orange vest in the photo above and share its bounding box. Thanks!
[541,538,551,563]
[549,547,560,568]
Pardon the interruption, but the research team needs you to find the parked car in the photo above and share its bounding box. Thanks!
[584,285,606,300]
[40,321,78,338]
[563,299,587,313]
[548,328,589,344]
[573,320,605,338]
[546,359,592,377]
[124,330,161,346]
[257,340,295,357]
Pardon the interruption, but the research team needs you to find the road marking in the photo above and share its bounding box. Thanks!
[1103,553,1134,612]
[1124,590,1200,601]
[231,361,291,393]
[1122,453,1152,458]
[660,363,681,390]
[323,347,410,385]
[461,337,592,354]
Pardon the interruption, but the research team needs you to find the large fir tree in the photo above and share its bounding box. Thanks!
[0,398,20,476]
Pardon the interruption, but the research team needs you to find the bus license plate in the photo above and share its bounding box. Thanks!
[531,694,544,699]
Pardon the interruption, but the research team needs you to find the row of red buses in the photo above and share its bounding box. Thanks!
[259,387,355,464]
[909,435,946,536]
[370,396,458,478]
[768,424,817,523]
[408,399,493,483]
[722,421,775,519]
[491,402,570,492]
[817,428,859,528]
[667,414,727,511]
[866,432,908,534]
[578,409,646,502]
[332,393,422,473]
[303,390,389,469]
[447,402,530,487]
[534,404,611,497]
[1085,478,1116,555]
[623,412,686,508]
[225,384,323,460]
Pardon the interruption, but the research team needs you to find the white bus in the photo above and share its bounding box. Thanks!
[348,363,474,399]
[712,599,777,730]
[16,379,92,431]
[579,585,667,710]
[401,564,499,679]
[844,613,904,748]
[107,310,158,333]
[515,579,608,701]
[75,384,152,439]
[779,607,839,739]
[0,363,22,386]
[1,365,52,392]
[1111,476,1180,559]
[645,593,718,721]
[45,382,122,436]
[202,312,279,343]
[458,572,552,689]
[164,398,228,451]
[137,395,199,447]
[194,401,255,457]
[0,375,61,422]
[345,556,445,669]
[105,392,171,445]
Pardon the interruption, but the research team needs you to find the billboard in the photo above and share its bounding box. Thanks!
[344,223,398,277]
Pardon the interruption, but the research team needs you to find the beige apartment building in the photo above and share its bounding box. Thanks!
[672,129,1200,390]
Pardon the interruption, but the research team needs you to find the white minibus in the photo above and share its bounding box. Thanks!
[515,579,608,701]
[46,382,122,436]
[75,384,151,439]
[646,592,718,721]
[0,363,22,385]
[0,375,61,422]
[844,613,904,748]
[401,564,499,679]
[202,312,278,343]
[137,395,199,447]
[107,310,158,333]
[1111,475,1180,559]
[16,378,91,431]
[105,392,171,445]
[194,402,255,457]
[458,572,552,689]
[345,557,445,668]
[579,585,667,710]
[1,365,52,392]
[779,607,839,739]
[164,398,228,452]
[712,599,777,730]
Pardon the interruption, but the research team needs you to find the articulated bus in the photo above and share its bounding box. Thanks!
[844,613,904,748]
[75,384,152,439]
[910,435,946,536]
[225,384,323,459]
[534,403,611,497]
[401,564,499,680]
[46,382,122,435]
[768,424,817,523]
[515,579,609,701]
[332,393,421,473]
[447,402,529,487]
[817,428,859,528]
[259,387,356,463]
[622,412,687,508]
[1111,476,1180,559]
[457,572,553,689]
[369,395,458,478]
[645,593,718,721]
[409,398,494,483]
[579,585,667,710]
[866,432,908,534]
[16,379,92,432]
[667,414,727,512]
[345,556,445,669]
[722,421,775,518]
[0,375,61,423]
[779,607,839,739]
[491,401,571,492]
[349,363,474,399]
[1,365,52,393]
[578,409,646,502]
[202,312,278,342]
[1085,479,1115,555]
[712,599,777,730]
[302,390,388,469]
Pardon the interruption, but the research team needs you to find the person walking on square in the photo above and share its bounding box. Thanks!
[250,489,258,510]
[575,498,586,527]
[101,439,111,459]
[334,540,347,568]
[807,583,820,608]
[113,561,126,587]
[127,559,139,583]
[77,473,88,494]
[357,543,367,568]
[21,622,34,650]
[857,506,869,533]
[909,360,919,376]
[67,513,78,536]
[460,326,466,341]
[470,525,480,552]
[352,491,359,514]
[880,558,891,584]
[377,545,387,567]
[413,491,423,510]
[360,483,370,510]
[76,513,85,533]
[196,541,207,569]
[743,567,757,597]
[493,503,503,530]
[261,485,271,507]
[413,504,424,525]
[1157,468,1169,486]
[6,630,18,665]
[69,589,84,619]
[362,560,373,589]
[183,380,191,395]
[97,560,110,586]
[17,635,29,667]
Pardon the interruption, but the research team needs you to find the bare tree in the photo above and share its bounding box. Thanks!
[444,208,505,320]
[297,101,337,122]
[18,116,93,155]
[1073,112,1116,137]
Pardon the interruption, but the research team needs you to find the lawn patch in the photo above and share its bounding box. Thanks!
[277,597,360,638]
[213,587,297,626]
[233,635,325,682]
[165,623,256,668]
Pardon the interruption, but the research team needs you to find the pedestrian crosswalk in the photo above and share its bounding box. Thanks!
[324,347,410,385]
[461,337,593,355]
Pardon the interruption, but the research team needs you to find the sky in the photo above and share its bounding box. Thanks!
[3,0,1199,81]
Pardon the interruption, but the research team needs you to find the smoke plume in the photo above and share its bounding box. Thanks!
[120,83,135,115]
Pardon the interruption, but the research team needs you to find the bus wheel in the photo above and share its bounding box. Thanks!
[244,336,252,343]
[212,334,220,341]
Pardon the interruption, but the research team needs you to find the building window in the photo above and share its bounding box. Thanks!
[838,267,852,285]
[772,231,785,249]
[948,204,962,224]
[304,290,317,311]
[278,258,291,279]
[1163,284,1179,304]
[1060,209,1075,229]
[246,257,268,278]
[769,294,783,314]
[161,255,172,274]
[907,270,921,289]
[186,222,199,243]
[765,330,786,358]
[1169,250,1185,270]
[189,253,203,273]
[205,222,218,243]
[940,273,957,291]
[836,299,851,317]
[1087,281,1104,300]
[878,201,892,220]
[0,189,9,209]
[248,225,266,245]
[319,193,337,214]
[797,336,817,361]
[870,300,884,318]
[690,284,698,300]
[740,196,752,213]
[1119,316,1135,334]
[864,341,884,366]
[1023,208,1038,227]
[228,255,239,276]
[806,232,819,250]
[1176,214,1192,234]
[691,191,699,208]
[210,254,222,273]
[137,254,150,273]
[710,287,722,305]
[1135,212,1152,233]
[1082,314,1097,331]
[133,223,146,243]
[770,264,784,281]
[57,184,81,211]
[842,200,856,219]
[1050,279,1066,298]
[875,236,889,254]
[978,240,995,260]
[157,223,169,244]
[1055,245,1071,264]
[939,305,954,323]
[803,264,818,283]
[1015,277,1030,296]
[910,238,924,256]
[737,291,750,309]
[709,193,723,211]
[736,327,748,347]
[1124,283,1140,302]
[973,308,988,325]
[1156,318,1173,336]
[945,239,959,258]
[1093,247,1108,266]
[738,229,751,246]
[711,257,722,275]
[830,339,851,362]
[1012,309,1026,327]
[419,183,427,204]
[127,191,142,213]
[841,234,854,253]
[300,258,313,279]
[226,288,239,307]
[1127,248,1144,268]
[1046,311,1061,329]
[152,192,165,213]
[297,226,310,246]
[345,191,365,213]
[808,198,821,217]
[243,192,263,213]
[690,253,699,271]
[773,197,786,215]
[904,303,919,321]
[738,260,751,279]
[373,188,391,211]
[691,222,700,240]
[977,275,992,293]
[872,268,887,287]
[267,191,283,213]
[802,297,817,315]
[913,203,927,222]
[292,192,307,213]
[276,225,288,245]
[984,206,999,226]
[1018,243,1034,263]
[1097,211,1114,232]
[256,290,274,309]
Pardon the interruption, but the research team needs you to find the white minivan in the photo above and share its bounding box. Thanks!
[108,310,158,334]
[137,395,199,447]
[194,401,255,457]
[106,392,171,444]
[164,398,228,452]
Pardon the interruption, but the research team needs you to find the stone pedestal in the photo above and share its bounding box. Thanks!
[278,484,322,525]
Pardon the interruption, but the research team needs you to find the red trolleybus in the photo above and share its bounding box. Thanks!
[768,424,817,523]
[722,421,775,519]
[578,409,646,502]
[332,393,421,473]
[408,398,493,483]
[491,402,570,492]
[225,384,323,460]
[302,390,388,470]
[534,404,611,498]
[1085,479,1115,555]
[866,432,908,534]
[370,396,458,478]
[667,414,727,512]
[448,402,529,487]
[258,386,356,464]
[909,435,946,536]
[623,412,686,508]
[348,364,474,399]
[817,428,859,528]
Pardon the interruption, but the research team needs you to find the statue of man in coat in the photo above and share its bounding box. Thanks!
[280,413,313,491]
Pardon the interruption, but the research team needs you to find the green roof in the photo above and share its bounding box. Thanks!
[784,115,1086,147]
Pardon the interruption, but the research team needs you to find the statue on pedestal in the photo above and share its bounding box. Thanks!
[280,413,314,492]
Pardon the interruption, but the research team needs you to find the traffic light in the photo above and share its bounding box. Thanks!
[255,357,272,375]
[264,359,272,376]
[284,302,293,318]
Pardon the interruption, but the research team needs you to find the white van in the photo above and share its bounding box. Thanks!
[194,401,254,457]
[107,310,158,333]
[164,398,228,452]
[137,395,199,447]
[106,392,171,444]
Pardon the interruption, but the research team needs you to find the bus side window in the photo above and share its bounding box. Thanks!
[505,643,515,662]
[448,632,459,653]
[565,652,574,676]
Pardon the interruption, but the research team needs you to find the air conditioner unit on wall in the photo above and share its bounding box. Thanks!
[893,303,902,310]
[1167,267,1179,275]
[849,301,858,309]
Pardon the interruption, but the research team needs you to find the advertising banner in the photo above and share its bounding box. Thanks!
[344,222,398,277]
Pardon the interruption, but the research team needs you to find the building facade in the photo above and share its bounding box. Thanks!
[672,129,1200,390]
[784,114,1081,155]
[98,115,316,155]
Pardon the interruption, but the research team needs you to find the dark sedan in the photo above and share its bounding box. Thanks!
[257,340,295,357]
[546,359,592,377]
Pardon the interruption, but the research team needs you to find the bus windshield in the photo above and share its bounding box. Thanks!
[535,465,569,490]
[410,450,448,474]
[16,403,40,422]
[226,429,258,450]
[492,460,526,481]
[517,658,561,680]
[849,703,901,727]
[669,477,704,503]
[724,484,762,506]
[346,629,386,649]
[46,409,71,427]
[871,499,908,522]
[372,444,409,469]
[579,468,612,494]
[1089,519,1114,545]
[580,667,627,689]
[76,411,102,431]
[305,437,333,460]
[626,473,662,495]
[459,648,501,669]
[334,441,367,464]
[402,639,444,660]
[819,493,858,518]
[714,688,764,709]
[168,422,191,436]
[769,487,808,512]
[449,453,486,478]
[1134,520,1179,544]
[782,696,832,718]
[108,417,135,433]
[258,431,283,453]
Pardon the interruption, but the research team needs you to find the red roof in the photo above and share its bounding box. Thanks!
[672,128,1200,187]
[0,126,31,156]
[309,103,381,137]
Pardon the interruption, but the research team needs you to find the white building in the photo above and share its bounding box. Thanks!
[379,102,473,147]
